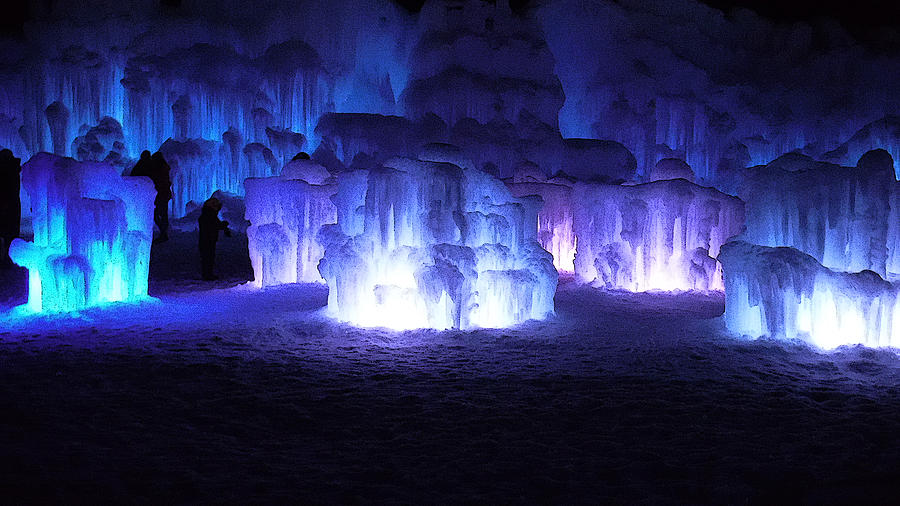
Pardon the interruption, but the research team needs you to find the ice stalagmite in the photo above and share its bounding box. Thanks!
[318,157,557,330]
[244,159,336,287]
[9,153,155,313]
[719,241,900,349]
[573,179,744,292]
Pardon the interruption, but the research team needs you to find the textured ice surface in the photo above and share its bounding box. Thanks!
[9,153,155,312]
[506,180,575,273]
[824,116,900,180]
[318,157,557,330]
[574,179,744,292]
[719,241,900,349]
[244,159,336,287]
[403,1,563,129]
[738,152,896,279]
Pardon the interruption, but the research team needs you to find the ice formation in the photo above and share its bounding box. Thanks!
[318,157,557,330]
[824,116,900,180]
[9,153,155,312]
[573,179,744,292]
[719,241,900,349]
[738,151,896,279]
[402,1,564,129]
[244,159,336,287]
[505,169,576,273]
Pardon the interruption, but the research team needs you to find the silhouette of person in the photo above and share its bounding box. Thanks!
[130,150,173,243]
[198,197,231,281]
[130,150,153,178]
[0,149,21,268]
[149,152,173,242]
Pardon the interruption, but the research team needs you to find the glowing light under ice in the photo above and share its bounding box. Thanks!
[573,179,744,292]
[318,157,557,330]
[505,180,576,273]
[9,153,155,313]
[720,241,900,349]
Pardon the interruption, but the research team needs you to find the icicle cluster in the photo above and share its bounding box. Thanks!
[719,241,900,349]
[573,179,745,292]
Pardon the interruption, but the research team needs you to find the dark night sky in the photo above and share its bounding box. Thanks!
[2,0,899,48]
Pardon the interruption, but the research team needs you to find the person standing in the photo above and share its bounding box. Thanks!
[198,197,230,281]
[130,150,173,243]
[0,149,21,268]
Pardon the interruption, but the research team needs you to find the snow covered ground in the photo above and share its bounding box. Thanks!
[1,233,900,503]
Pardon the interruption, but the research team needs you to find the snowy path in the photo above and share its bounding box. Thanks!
[1,238,900,503]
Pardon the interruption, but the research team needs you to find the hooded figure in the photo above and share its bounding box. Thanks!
[198,197,230,280]
[0,149,21,268]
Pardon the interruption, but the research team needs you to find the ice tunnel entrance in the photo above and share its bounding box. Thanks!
[318,158,558,330]
[9,153,156,313]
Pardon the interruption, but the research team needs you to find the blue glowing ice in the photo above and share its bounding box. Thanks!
[9,153,156,313]
[720,241,900,349]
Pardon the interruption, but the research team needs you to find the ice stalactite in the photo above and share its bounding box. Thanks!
[158,138,220,218]
[318,157,557,330]
[9,153,155,313]
[245,159,336,287]
[44,101,70,156]
[402,0,563,130]
[23,48,128,158]
[573,179,744,292]
[719,241,900,349]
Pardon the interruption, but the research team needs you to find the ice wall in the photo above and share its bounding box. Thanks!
[573,179,745,292]
[245,159,336,287]
[403,0,564,129]
[314,113,448,168]
[738,152,895,279]
[9,153,155,313]
[539,0,900,181]
[318,157,557,330]
[719,241,900,349]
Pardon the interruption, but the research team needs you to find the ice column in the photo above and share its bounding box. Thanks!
[318,157,557,330]
[9,153,155,313]
[244,159,337,287]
